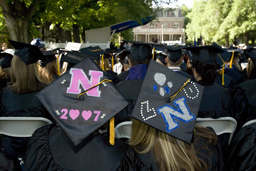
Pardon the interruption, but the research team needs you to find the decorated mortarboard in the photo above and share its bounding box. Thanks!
[123,40,153,62]
[36,56,128,147]
[163,45,187,62]
[0,49,15,68]
[8,39,44,65]
[131,60,204,144]
[79,46,105,62]
[184,45,224,64]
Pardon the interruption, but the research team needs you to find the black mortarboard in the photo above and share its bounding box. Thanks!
[123,40,153,62]
[79,46,105,62]
[0,49,14,68]
[39,50,57,67]
[131,60,204,144]
[211,43,232,67]
[60,51,87,65]
[185,45,224,64]
[246,49,256,60]
[156,52,167,65]
[36,57,128,147]
[163,45,186,62]
[8,39,44,65]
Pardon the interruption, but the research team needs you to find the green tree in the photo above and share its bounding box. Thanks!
[0,0,160,43]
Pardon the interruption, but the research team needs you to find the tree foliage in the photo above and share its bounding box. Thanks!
[0,0,163,43]
[185,0,256,46]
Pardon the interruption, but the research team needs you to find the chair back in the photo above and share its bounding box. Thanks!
[115,121,132,139]
[0,117,52,137]
[196,117,237,145]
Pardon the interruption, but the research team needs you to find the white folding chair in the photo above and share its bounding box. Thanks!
[196,117,237,145]
[0,117,53,137]
[242,119,256,128]
[115,121,132,139]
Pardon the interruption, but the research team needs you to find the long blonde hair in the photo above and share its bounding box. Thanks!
[129,119,217,171]
[10,55,45,94]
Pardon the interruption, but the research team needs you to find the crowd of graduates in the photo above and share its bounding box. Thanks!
[0,38,255,171]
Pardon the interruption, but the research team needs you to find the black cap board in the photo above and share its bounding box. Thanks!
[8,39,44,65]
[0,49,15,68]
[185,45,225,64]
[123,40,153,62]
[163,45,187,62]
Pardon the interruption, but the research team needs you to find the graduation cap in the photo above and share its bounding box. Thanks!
[8,39,44,65]
[155,52,167,65]
[211,43,231,67]
[184,45,224,64]
[123,40,153,62]
[79,46,105,62]
[36,56,128,147]
[39,50,57,67]
[246,49,256,60]
[60,51,87,65]
[30,38,45,48]
[163,45,187,62]
[131,60,204,144]
[0,49,15,68]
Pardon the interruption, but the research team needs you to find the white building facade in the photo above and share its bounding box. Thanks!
[133,8,185,45]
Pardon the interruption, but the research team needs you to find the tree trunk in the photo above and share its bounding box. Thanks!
[82,27,86,43]
[225,34,229,47]
[0,1,39,43]
[73,24,80,42]
[59,29,71,43]
[244,32,249,46]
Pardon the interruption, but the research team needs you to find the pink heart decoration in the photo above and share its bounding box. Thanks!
[69,109,80,120]
[82,110,92,121]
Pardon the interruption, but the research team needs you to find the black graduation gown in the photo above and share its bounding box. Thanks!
[115,79,144,125]
[197,81,234,152]
[234,79,256,130]
[224,122,256,171]
[197,81,234,119]
[23,125,145,171]
[113,71,129,85]
[215,73,236,90]
[224,65,246,85]
[135,127,224,171]
[0,86,50,118]
[0,86,52,164]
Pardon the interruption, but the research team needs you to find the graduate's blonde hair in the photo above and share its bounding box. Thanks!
[10,55,45,94]
[129,119,217,171]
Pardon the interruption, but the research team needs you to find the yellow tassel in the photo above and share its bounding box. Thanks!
[169,78,190,101]
[101,54,104,71]
[111,56,114,71]
[37,61,40,73]
[56,55,60,76]
[152,47,155,60]
[109,117,115,145]
[217,54,225,86]
[229,51,234,69]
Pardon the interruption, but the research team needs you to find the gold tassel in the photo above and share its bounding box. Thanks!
[56,55,60,76]
[111,56,114,71]
[169,78,190,102]
[109,117,115,146]
[101,54,104,71]
[152,47,155,60]
[229,51,234,69]
[217,54,225,86]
